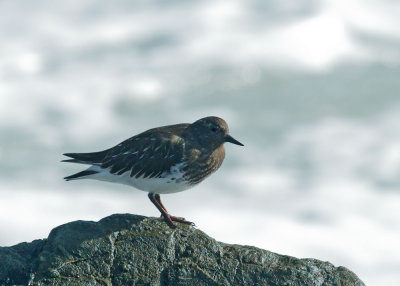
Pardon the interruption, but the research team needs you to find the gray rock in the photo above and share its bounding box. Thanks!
[0,214,365,286]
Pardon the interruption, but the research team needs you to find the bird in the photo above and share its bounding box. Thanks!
[63,116,244,228]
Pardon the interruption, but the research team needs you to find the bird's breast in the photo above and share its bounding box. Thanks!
[184,146,225,184]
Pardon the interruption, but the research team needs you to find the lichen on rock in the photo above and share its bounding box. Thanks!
[0,214,365,286]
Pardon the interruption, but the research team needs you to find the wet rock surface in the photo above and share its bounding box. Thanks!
[0,214,365,285]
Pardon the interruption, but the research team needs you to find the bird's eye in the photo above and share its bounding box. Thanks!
[211,127,218,132]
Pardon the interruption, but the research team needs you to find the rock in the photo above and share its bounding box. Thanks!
[0,214,365,286]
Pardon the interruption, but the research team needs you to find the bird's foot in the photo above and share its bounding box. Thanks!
[170,215,195,227]
[162,215,177,229]
[160,215,195,227]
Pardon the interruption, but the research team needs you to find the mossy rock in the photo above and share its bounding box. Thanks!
[0,214,365,286]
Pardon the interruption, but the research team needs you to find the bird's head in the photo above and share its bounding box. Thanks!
[187,116,244,150]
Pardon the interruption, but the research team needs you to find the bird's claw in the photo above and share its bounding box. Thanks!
[160,215,195,227]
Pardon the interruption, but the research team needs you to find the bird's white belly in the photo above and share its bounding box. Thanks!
[87,165,192,194]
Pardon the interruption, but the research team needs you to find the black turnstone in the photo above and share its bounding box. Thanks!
[63,116,243,228]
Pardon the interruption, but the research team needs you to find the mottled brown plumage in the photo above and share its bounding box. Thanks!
[63,116,243,228]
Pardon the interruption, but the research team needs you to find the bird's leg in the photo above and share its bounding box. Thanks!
[154,193,169,213]
[148,193,194,227]
[148,193,176,228]
[155,194,195,226]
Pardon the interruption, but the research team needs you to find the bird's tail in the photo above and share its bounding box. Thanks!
[64,170,99,181]
[62,150,109,165]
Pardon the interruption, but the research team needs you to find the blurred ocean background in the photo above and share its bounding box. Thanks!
[1,0,400,285]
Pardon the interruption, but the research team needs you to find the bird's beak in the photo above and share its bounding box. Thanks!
[224,134,244,146]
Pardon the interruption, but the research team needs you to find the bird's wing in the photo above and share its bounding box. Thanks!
[101,131,186,179]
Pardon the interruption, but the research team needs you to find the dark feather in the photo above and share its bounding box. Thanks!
[64,170,98,181]
[101,124,189,178]
[61,159,84,164]
[63,150,109,165]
